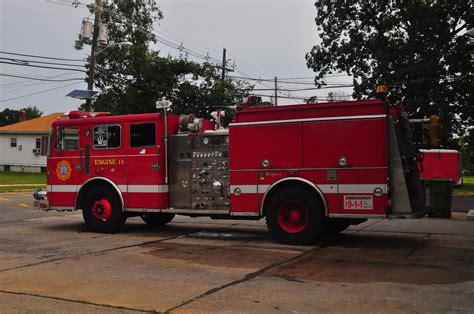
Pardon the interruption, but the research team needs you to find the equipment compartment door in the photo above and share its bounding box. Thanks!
[126,122,160,209]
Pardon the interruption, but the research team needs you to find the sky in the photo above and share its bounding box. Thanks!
[0,0,352,115]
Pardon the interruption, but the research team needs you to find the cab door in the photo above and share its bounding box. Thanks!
[49,125,82,208]
[126,122,160,209]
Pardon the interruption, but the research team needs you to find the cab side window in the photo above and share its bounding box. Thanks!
[56,127,79,151]
[93,125,121,149]
[130,123,156,147]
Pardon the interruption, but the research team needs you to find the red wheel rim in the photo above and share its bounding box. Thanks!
[277,200,308,233]
[91,198,112,221]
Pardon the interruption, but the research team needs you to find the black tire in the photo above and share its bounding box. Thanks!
[141,213,175,227]
[265,186,324,245]
[82,184,125,233]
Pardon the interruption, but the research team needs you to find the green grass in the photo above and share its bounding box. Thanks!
[0,171,46,185]
[454,176,474,196]
[0,185,46,192]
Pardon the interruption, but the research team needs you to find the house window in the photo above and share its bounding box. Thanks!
[130,123,156,147]
[93,125,121,149]
[10,138,17,148]
[36,137,48,156]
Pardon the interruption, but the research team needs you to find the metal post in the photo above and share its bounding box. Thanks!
[156,99,172,185]
[274,76,278,106]
[163,107,168,184]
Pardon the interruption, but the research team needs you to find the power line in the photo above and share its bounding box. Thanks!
[253,85,354,92]
[252,93,352,101]
[155,34,222,64]
[0,57,84,68]
[0,73,84,82]
[0,81,82,103]
[228,75,315,85]
[0,71,78,87]
[0,61,86,72]
[1,78,81,97]
[251,93,307,100]
[230,75,346,86]
[1,78,81,98]
[278,74,349,80]
[155,24,221,55]
[0,51,85,62]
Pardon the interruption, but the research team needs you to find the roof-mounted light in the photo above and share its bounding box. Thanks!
[65,111,91,119]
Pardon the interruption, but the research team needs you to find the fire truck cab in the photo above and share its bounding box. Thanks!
[34,97,426,245]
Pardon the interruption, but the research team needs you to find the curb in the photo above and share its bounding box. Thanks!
[467,210,474,221]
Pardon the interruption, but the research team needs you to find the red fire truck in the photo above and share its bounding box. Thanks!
[33,93,428,245]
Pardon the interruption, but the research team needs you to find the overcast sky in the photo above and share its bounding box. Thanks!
[0,0,352,115]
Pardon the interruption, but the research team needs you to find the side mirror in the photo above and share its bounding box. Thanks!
[55,128,63,152]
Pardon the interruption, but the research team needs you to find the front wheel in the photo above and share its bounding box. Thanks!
[265,186,324,245]
[141,213,175,227]
[82,185,125,233]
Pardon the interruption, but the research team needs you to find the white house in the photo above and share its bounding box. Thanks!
[0,112,65,173]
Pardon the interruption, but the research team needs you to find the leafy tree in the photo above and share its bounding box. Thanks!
[25,106,43,120]
[0,107,43,126]
[0,109,19,126]
[306,0,473,146]
[76,0,250,122]
[460,129,474,175]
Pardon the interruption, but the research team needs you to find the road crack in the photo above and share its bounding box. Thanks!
[407,233,431,258]
[0,235,183,273]
[165,236,341,313]
[0,290,153,313]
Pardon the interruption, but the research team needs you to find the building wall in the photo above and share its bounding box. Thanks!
[0,134,47,172]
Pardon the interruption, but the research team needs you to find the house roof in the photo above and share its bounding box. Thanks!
[0,112,67,134]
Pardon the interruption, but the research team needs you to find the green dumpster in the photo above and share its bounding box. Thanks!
[428,179,453,218]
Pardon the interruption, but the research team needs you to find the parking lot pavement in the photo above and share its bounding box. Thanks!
[0,192,473,312]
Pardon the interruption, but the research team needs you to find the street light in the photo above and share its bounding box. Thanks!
[98,41,133,53]
[85,41,132,111]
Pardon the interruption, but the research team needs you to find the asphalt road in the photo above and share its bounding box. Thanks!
[0,192,473,313]
[452,195,474,212]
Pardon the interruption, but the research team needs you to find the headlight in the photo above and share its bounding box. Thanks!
[33,189,47,200]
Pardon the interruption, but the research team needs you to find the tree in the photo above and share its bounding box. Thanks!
[0,107,43,126]
[0,109,19,126]
[306,1,473,147]
[76,0,250,122]
[460,129,474,175]
[25,106,43,120]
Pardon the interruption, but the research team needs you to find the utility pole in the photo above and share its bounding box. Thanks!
[218,47,234,107]
[221,48,227,82]
[274,76,278,106]
[85,0,102,112]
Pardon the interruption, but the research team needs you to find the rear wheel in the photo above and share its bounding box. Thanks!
[82,185,125,233]
[265,186,324,245]
[141,213,175,227]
